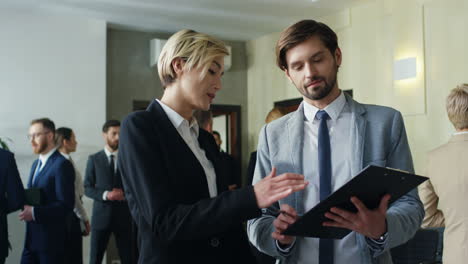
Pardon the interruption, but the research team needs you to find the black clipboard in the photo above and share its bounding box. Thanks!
[282,165,428,239]
[24,188,43,206]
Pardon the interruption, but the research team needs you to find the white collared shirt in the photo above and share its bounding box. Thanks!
[102,147,119,201]
[297,91,361,264]
[157,99,218,197]
[104,147,118,173]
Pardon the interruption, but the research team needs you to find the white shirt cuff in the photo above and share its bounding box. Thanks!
[103,191,108,201]
[276,238,296,253]
[32,207,36,221]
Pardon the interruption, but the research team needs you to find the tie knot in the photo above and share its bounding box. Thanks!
[110,154,114,160]
[316,110,329,121]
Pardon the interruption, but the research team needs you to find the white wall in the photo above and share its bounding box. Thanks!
[0,9,106,263]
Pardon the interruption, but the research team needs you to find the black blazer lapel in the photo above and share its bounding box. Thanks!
[146,100,211,197]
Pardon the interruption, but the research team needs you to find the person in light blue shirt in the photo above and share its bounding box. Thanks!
[247,19,424,264]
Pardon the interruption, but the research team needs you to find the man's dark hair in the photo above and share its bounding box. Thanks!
[212,130,220,138]
[276,19,338,70]
[193,110,213,130]
[102,120,120,133]
[55,127,73,148]
[31,118,55,135]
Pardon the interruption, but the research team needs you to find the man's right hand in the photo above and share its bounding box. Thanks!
[272,204,298,246]
[253,167,308,208]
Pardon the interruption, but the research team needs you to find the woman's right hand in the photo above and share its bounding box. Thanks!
[253,167,308,208]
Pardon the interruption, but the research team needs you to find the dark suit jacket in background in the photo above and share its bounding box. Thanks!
[0,148,25,261]
[84,150,131,230]
[247,151,257,186]
[118,100,260,264]
[23,150,75,253]
[219,151,241,187]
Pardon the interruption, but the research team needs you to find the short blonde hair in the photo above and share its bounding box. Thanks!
[265,107,287,123]
[157,29,229,88]
[446,84,468,130]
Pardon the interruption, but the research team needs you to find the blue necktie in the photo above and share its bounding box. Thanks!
[316,110,333,264]
[33,160,43,185]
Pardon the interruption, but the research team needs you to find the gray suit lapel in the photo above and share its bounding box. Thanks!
[346,94,367,176]
[287,103,306,214]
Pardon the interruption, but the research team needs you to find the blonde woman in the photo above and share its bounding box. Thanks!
[118,29,308,264]
[419,84,468,263]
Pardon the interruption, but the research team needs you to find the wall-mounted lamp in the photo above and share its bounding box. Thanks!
[393,57,417,81]
[150,38,167,67]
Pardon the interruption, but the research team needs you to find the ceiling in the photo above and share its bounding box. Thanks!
[1,0,363,40]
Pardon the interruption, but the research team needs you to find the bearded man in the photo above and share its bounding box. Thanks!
[20,118,75,264]
[84,120,132,264]
[247,20,424,264]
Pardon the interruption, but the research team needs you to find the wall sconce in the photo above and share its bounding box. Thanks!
[150,38,167,67]
[393,57,417,81]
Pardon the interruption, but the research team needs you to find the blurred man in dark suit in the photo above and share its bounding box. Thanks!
[0,148,25,264]
[84,120,132,264]
[193,110,240,190]
[212,130,239,190]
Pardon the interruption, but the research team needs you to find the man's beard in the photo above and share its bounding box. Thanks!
[301,64,338,101]
[33,141,48,154]
[108,140,119,151]
[304,77,335,100]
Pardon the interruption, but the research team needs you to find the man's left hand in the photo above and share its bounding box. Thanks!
[19,205,34,222]
[83,220,91,236]
[113,188,125,201]
[323,194,391,239]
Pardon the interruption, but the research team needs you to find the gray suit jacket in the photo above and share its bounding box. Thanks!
[247,94,424,264]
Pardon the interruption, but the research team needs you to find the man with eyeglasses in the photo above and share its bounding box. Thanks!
[20,118,75,264]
